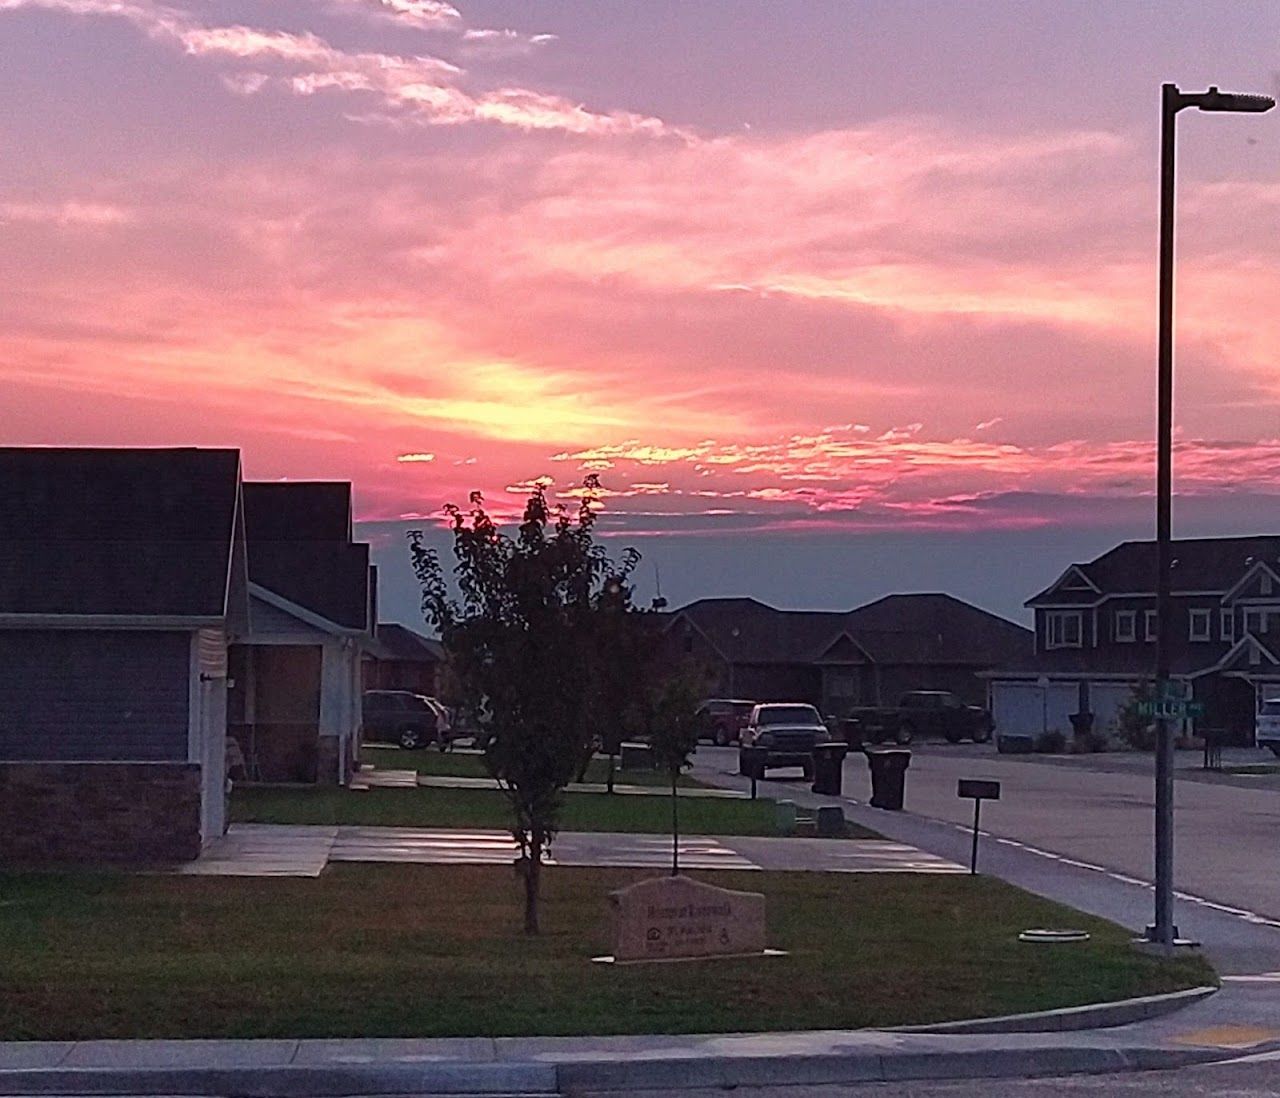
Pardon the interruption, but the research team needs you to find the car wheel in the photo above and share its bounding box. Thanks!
[944,728,963,744]
[801,760,814,782]
[972,724,993,744]
[398,726,425,750]
[714,726,730,747]
[895,723,914,746]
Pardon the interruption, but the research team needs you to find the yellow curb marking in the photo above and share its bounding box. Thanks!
[1172,1025,1280,1048]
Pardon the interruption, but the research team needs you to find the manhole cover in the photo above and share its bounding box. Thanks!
[1019,928,1091,943]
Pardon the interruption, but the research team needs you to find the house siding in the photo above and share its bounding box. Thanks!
[0,630,189,761]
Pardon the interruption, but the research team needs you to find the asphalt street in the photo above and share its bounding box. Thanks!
[690,742,1280,975]
[695,740,1280,922]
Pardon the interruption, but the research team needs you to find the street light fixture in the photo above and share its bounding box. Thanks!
[1149,83,1274,951]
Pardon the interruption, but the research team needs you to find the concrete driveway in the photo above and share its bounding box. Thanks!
[695,742,1280,922]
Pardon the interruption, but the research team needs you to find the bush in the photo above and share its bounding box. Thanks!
[1035,728,1067,754]
[1117,682,1157,751]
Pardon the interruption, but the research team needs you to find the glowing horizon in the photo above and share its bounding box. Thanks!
[3,0,1280,554]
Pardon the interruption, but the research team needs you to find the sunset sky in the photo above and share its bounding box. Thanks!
[3,1,1280,622]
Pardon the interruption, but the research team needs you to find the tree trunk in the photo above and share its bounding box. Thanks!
[670,770,679,876]
[524,829,543,935]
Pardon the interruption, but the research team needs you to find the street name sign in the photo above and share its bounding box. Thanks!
[1137,700,1204,719]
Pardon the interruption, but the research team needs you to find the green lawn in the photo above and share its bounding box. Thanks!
[231,783,866,837]
[0,865,1214,1040]
[362,745,700,788]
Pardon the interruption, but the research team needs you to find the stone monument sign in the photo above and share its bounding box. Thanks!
[607,874,766,962]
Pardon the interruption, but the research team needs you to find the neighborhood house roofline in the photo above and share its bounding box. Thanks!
[1219,559,1280,605]
[246,582,368,639]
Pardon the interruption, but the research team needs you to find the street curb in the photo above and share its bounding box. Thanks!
[0,1042,1233,1096]
[888,984,1219,1034]
[0,1062,558,1096]
[553,1045,1229,1092]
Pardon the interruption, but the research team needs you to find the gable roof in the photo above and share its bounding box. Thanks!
[0,447,242,618]
[370,622,445,663]
[668,593,1032,667]
[1028,536,1280,606]
[242,482,352,542]
[241,481,369,632]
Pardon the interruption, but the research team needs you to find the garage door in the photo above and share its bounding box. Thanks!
[991,682,1045,738]
[1044,684,1079,737]
[1091,683,1135,736]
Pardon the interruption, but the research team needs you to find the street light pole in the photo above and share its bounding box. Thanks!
[1147,83,1273,951]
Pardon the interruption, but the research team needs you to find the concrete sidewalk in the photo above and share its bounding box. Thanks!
[0,988,1265,1096]
[178,823,966,877]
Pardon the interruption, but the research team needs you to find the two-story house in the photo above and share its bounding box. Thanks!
[988,536,1280,747]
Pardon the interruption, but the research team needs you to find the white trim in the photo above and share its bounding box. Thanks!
[187,632,201,764]
[1044,610,1083,649]
[1221,560,1280,605]
[1144,609,1158,642]
[1049,564,1101,594]
[1221,608,1236,642]
[247,583,365,638]
[0,614,223,629]
[1030,590,1224,610]
[1188,634,1280,678]
[1189,608,1212,642]
[1115,609,1137,643]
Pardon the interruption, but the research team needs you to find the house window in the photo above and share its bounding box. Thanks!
[1115,610,1137,643]
[1245,609,1267,635]
[1221,609,1235,643]
[1046,611,1082,649]
[1189,609,1211,642]
[1145,610,1158,642]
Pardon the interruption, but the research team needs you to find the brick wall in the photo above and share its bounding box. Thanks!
[0,762,203,864]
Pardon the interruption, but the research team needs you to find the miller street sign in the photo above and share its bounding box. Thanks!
[1137,699,1204,720]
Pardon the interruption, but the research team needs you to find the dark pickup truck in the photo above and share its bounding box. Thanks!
[844,691,993,746]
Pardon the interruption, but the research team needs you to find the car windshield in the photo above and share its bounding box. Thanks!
[757,705,820,726]
[1262,700,1280,716]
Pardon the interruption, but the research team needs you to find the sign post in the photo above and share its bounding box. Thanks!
[957,779,1001,875]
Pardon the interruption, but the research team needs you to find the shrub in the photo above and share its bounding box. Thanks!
[1035,728,1067,754]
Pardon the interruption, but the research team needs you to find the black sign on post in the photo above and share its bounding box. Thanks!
[957,779,1001,875]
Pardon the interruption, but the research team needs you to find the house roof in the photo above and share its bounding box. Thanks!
[668,593,1032,668]
[242,482,352,542]
[241,481,369,631]
[369,622,445,663]
[247,541,370,631]
[1028,536,1280,606]
[0,447,241,617]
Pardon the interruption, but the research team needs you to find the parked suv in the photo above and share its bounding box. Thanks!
[845,690,993,746]
[696,698,756,746]
[362,690,452,750]
[739,703,828,778]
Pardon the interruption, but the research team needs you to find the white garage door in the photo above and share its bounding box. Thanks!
[1044,684,1079,737]
[1090,683,1135,736]
[991,682,1045,738]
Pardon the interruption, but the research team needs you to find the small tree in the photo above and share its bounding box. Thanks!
[645,668,705,876]
[408,477,639,934]
[1117,680,1157,751]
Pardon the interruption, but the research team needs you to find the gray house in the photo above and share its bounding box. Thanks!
[228,482,373,785]
[0,447,249,863]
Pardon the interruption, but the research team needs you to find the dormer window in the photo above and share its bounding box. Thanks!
[1046,610,1082,649]
[1115,610,1136,643]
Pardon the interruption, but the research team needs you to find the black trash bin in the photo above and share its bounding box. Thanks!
[811,741,848,795]
[865,747,911,810]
